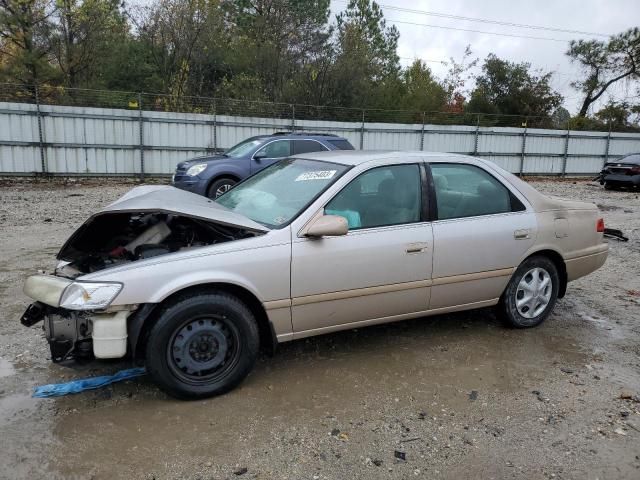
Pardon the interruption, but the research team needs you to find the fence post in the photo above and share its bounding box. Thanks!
[34,85,47,174]
[420,112,426,150]
[291,104,296,132]
[603,124,612,168]
[212,98,218,152]
[519,118,528,176]
[137,93,144,181]
[473,115,480,156]
[359,110,365,149]
[561,123,570,176]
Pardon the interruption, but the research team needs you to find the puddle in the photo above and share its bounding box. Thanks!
[0,393,38,428]
[578,311,625,340]
[0,357,16,378]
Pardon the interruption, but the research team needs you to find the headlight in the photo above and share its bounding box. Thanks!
[186,163,207,176]
[59,282,123,310]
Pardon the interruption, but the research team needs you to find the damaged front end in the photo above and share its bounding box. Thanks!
[21,185,269,363]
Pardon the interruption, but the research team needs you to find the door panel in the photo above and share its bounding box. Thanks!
[428,162,537,309]
[291,224,433,333]
[291,163,433,334]
[430,211,536,309]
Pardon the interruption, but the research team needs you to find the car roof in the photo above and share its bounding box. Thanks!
[616,153,640,164]
[293,150,471,166]
[257,132,349,141]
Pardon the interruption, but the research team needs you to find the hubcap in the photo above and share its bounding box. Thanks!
[215,183,233,197]
[515,267,552,319]
[168,317,237,380]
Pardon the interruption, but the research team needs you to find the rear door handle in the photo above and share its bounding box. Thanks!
[406,242,429,253]
[514,229,531,240]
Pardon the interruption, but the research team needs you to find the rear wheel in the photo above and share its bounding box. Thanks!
[207,177,237,198]
[499,256,559,328]
[145,292,259,399]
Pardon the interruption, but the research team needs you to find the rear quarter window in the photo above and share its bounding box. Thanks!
[293,140,328,155]
[328,139,355,150]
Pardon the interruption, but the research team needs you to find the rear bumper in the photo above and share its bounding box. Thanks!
[602,173,640,186]
[565,244,608,282]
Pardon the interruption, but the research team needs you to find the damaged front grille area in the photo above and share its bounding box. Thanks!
[56,211,259,277]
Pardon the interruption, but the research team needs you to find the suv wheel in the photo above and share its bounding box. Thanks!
[207,178,237,198]
[498,256,559,328]
[145,291,259,399]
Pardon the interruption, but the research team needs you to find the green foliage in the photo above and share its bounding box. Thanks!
[567,27,640,117]
[466,54,563,121]
[0,0,636,130]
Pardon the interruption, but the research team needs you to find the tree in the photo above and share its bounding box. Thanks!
[467,54,563,120]
[551,106,571,129]
[594,100,640,130]
[50,0,129,89]
[229,0,331,102]
[567,28,640,117]
[0,0,58,88]
[139,0,227,100]
[442,45,477,112]
[399,59,446,112]
[329,0,399,108]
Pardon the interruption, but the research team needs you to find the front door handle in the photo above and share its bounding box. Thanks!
[514,229,531,240]
[406,242,429,254]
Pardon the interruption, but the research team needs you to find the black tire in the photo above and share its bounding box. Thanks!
[206,177,237,198]
[604,182,617,191]
[145,292,259,400]
[498,255,560,328]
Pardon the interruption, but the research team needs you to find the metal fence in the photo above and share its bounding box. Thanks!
[1,84,640,177]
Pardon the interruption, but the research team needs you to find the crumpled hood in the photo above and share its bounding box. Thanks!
[100,185,268,232]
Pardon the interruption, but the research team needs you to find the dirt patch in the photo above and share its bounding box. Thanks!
[1,179,639,479]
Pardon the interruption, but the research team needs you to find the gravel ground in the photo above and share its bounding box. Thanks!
[0,178,639,480]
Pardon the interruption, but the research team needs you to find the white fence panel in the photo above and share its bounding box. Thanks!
[1,101,640,176]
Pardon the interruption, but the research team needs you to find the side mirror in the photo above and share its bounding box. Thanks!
[253,152,267,161]
[305,215,348,238]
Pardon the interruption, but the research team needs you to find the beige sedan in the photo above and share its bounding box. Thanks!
[21,151,608,399]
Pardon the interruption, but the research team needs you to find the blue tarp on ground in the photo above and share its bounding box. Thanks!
[33,367,146,398]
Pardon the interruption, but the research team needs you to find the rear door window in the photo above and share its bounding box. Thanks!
[293,140,328,155]
[431,163,522,220]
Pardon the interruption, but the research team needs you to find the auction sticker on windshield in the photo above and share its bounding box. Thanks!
[295,170,337,181]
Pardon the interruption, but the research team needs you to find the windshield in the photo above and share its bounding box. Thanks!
[224,138,264,158]
[216,158,349,228]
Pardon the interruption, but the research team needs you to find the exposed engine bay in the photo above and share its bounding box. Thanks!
[55,212,260,278]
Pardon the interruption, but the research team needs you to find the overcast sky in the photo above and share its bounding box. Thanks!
[329,0,640,114]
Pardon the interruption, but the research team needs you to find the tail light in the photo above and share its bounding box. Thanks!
[628,165,640,175]
[596,218,605,232]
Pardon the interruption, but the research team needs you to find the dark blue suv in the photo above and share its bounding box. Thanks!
[171,132,355,198]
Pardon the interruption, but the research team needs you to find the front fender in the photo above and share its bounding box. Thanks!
[83,241,291,307]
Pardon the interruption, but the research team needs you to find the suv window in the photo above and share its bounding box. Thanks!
[255,140,291,159]
[325,164,421,229]
[431,163,521,220]
[327,139,355,150]
[293,140,328,155]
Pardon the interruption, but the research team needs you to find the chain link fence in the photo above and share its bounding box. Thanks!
[0,82,567,129]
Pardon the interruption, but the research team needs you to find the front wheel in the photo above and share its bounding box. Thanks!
[498,256,559,328]
[207,177,237,198]
[145,292,259,399]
